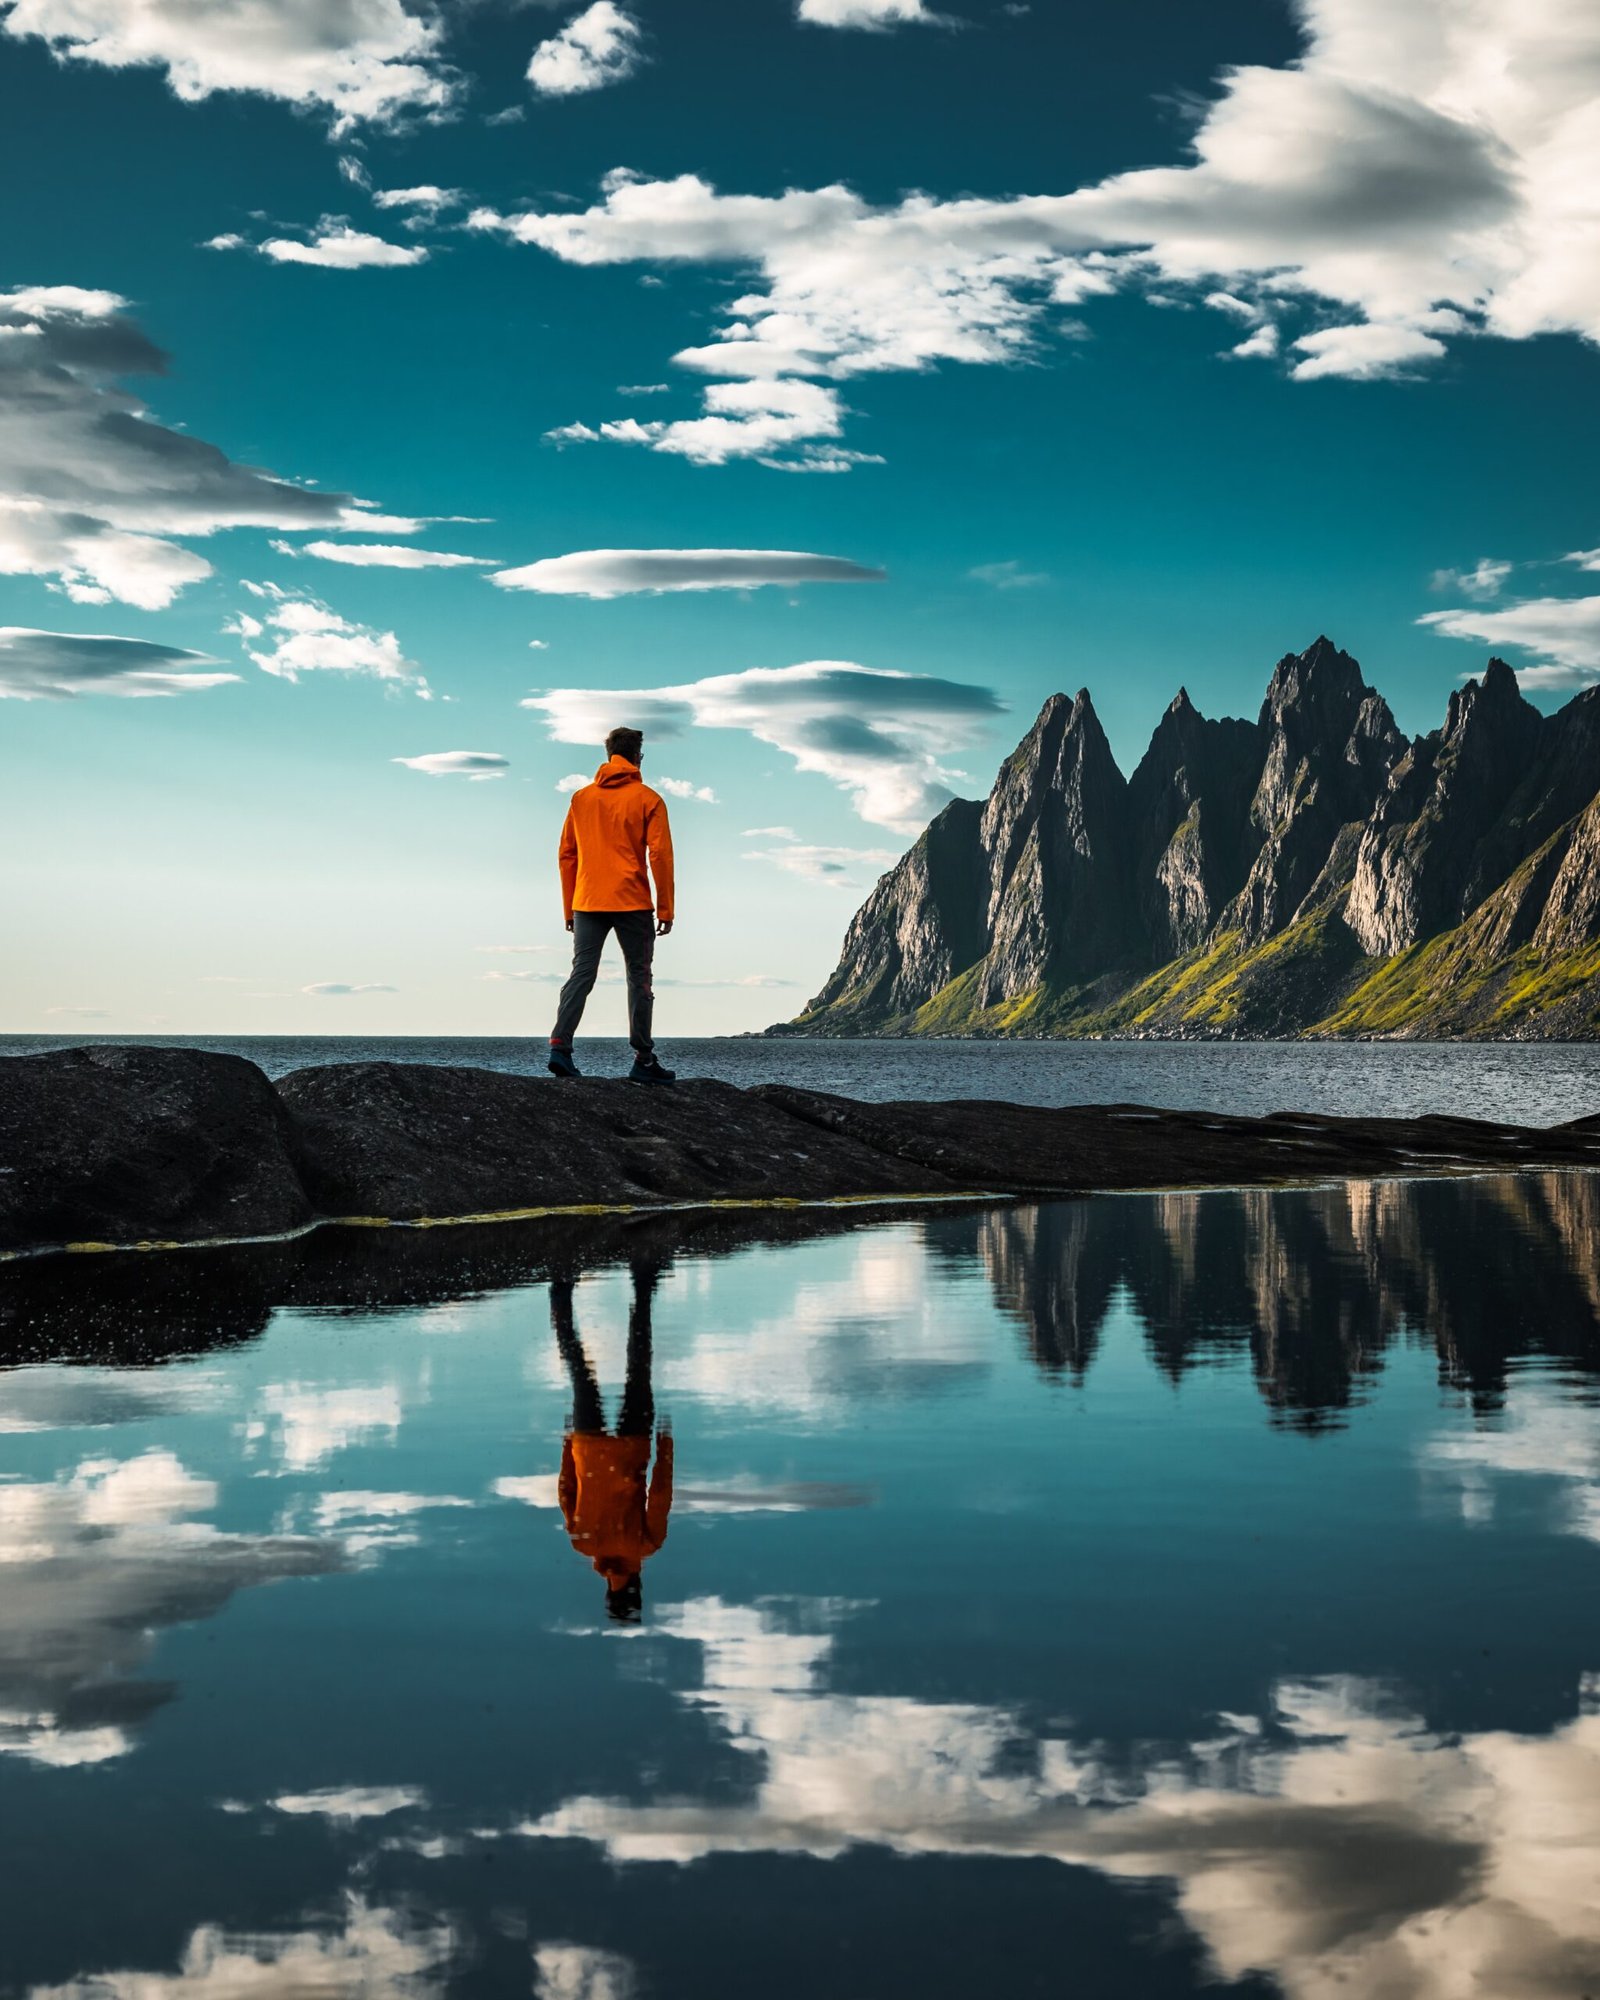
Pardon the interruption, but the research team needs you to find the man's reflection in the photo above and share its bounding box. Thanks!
[553,1262,673,1623]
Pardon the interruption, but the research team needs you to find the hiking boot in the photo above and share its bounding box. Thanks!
[627,1053,676,1087]
[547,1047,582,1080]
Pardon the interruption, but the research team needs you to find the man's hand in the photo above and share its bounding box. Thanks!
[565,917,574,932]
[656,917,673,937]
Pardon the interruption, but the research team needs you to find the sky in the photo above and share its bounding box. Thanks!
[5,0,1600,1038]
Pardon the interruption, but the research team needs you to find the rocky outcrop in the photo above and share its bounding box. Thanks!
[8,1048,1600,1259]
[1127,689,1262,957]
[784,640,1600,1040]
[275,1061,944,1219]
[1348,659,1547,954]
[974,688,1136,1007]
[0,1046,312,1255]
[1222,639,1404,944]
[797,797,986,1028]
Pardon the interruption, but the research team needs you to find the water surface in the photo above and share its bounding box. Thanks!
[7,1032,1600,1124]
[2,1177,1600,1997]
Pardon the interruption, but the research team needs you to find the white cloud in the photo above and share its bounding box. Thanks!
[0,0,456,133]
[797,0,944,24]
[741,824,796,838]
[1419,592,1600,683]
[527,2,643,97]
[0,1450,336,1767]
[268,1784,428,1822]
[393,749,509,779]
[300,981,398,997]
[44,1005,108,1018]
[0,502,213,608]
[35,1898,456,1997]
[654,776,717,803]
[1228,321,1280,360]
[276,539,492,568]
[743,840,898,884]
[1290,320,1450,381]
[525,660,1003,832]
[228,587,427,690]
[473,3,1600,460]
[0,628,236,700]
[490,547,884,596]
[1430,557,1512,599]
[372,183,462,221]
[1565,548,1600,573]
[556,771,591,793]
[212,218,429,268]
[0,288,354,604]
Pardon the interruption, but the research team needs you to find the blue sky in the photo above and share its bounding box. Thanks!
[5,0,1600,1036]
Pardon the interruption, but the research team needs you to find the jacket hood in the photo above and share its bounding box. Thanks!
[595,755,642,789]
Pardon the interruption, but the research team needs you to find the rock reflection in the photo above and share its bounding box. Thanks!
[524,1597,1600,1999]
[957,1171,1600,1426]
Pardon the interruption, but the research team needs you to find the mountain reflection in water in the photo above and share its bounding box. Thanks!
[2,1173,1600,2000]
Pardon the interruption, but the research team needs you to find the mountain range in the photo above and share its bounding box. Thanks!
[779,639,1600,1040]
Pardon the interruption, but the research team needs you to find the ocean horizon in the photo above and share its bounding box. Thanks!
[8,1031,1600,1128]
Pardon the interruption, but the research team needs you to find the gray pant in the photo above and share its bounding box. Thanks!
[551,910,655,1054]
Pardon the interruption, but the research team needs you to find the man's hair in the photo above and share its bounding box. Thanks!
[606,727,643,765]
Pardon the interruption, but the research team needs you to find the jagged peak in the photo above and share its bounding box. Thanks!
[1445,654,1536,742]
[1260,635,1368,725]
[1169,685,1196,716]
[1482,656,1519,695]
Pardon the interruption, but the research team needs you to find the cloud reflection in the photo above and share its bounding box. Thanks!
[520,1597,1600,1997]
[30,1896,455,1998]
[245,1382,402,1473]
[0,1449,339,1766]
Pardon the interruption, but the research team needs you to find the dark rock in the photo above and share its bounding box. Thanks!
[1127,687,1264,957]
[782,639,1600,1040]
[0,1045,311,1257]
[975,688,1137,1005]
[797,796,988,1028]
[1348,657,1546,953]
[7,1049,1600,1263]
[1222,638,1405,945]
[274,1061,955,1220]
[752,1085,1600,1194]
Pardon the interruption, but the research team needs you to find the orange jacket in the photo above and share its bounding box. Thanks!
[558,1430,673,1577]
[558,757,674,924]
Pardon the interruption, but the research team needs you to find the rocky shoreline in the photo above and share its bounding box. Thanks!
[6,1044,1600,1261]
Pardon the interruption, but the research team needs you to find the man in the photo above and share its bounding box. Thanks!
[553,1263,673,1625]
[548,725,676,1085]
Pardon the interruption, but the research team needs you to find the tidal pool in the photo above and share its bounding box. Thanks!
[2,1176,1600,1998]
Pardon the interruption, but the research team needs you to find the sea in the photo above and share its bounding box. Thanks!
[6,1030,1600,1125]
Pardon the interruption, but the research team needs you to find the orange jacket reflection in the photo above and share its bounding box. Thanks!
[558,1430,674,1580]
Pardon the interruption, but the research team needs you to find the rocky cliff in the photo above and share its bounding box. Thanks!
[782,639,1600,1039]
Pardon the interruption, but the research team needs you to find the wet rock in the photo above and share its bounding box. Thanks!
[0,1045,311,1256]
